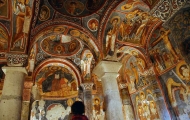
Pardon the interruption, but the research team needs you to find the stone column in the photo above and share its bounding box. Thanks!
[121,88,135,120]
[21,79,33,120]
[0,67,27,120]
[81,82,93,120]
[93,61,124,120]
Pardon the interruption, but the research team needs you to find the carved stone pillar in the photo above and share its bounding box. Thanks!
[0,67,27,120]
[93,61,124,120]
[0,53,28,120]
[81,82,93,120]
[121,88,135,120]
[21,79,33,120]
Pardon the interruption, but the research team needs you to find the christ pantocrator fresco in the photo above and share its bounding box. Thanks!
[36,66,78,98]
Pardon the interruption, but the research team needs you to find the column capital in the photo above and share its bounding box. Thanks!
[80,82,93,90]
[6,53,28,67]
[2,66,27,75]
[92,61,122,78]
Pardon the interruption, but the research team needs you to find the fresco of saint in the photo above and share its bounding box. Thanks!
[105,16,120,57]
[11,0,32,50]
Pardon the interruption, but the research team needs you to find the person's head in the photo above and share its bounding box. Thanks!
[71,101,85,115]
[130,62,134,67]
[94,98,100,105]
[70,2,77,9]
[160,28,165,35]
[91,22,96,29]
[140,92,145,99]
[150,101,155,108]
[40,9,47,19]
[112,18,118,25]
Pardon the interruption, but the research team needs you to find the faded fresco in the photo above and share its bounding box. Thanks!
[35,65,78,98]
[48,0,106,17]
[159,60,190,120]
[131,80,171,120]
[30,98,79,120]
[149,26,181,75]
[168,7,190,64]
[11,0,34,51]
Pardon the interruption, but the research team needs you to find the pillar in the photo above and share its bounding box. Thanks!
[21,79,33,120]
[93,61,124,120]
[121,88,135,120]
[81,82,93,120]
[0,67,27,120]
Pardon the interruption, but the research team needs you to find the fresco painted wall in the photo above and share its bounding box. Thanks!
[159,60,190,120]
[92,95,105,120]
[30,98,79,120]
[168,7,190,64]
[35,65,78,98]
[119,46,154,94]
[148,26,182,75]
[81,50,94,81]
[131,80,171,120]
[48,0,106,17]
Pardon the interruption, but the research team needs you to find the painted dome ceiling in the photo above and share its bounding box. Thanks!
[41,35,82,57]
[48,0,107,17]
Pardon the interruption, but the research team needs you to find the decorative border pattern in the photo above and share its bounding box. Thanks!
[150,0,187,22]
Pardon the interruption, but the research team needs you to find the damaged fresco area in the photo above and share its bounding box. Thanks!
[159,60,190,120]
[30,98,80,120]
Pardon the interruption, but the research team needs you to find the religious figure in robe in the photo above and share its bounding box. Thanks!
[105,16,120,56]
[12,0,31,50]
[151,28,179,61]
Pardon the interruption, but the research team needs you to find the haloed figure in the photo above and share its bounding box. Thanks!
[106,17,120,56]
[12,0,31,49]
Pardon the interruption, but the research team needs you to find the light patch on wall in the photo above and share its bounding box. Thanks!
[61,35,71,43]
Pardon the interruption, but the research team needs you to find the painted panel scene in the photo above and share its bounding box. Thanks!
[35,65,78,98]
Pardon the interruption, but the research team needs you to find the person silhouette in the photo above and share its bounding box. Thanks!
[70,101,88,120]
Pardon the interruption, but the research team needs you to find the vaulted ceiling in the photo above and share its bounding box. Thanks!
[0,0,189,94]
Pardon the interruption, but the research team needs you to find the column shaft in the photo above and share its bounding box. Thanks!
[121,88,135,120]
[93,61,125,120]
[81,83,93,120]
[0,67,27,120]
[102,73,124,120]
